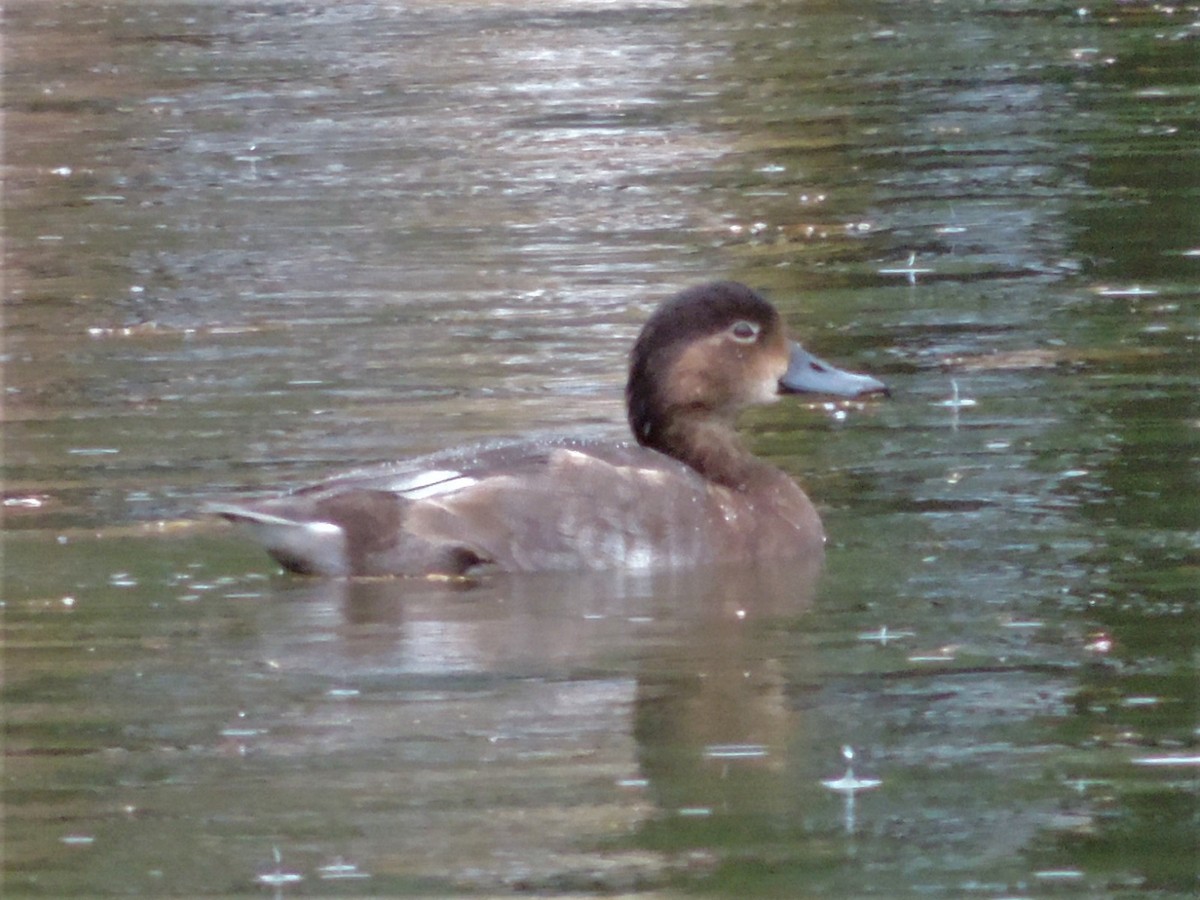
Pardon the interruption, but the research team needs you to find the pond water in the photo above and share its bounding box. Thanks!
[3,0,1197,896]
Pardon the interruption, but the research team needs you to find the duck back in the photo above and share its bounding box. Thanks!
[211,437,823,577]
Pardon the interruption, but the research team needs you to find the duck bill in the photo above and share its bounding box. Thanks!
[779,342,889,398]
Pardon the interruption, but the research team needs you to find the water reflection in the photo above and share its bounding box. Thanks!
[5,546,827,893]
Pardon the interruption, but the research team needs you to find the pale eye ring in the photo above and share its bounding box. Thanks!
[729,320,760,344]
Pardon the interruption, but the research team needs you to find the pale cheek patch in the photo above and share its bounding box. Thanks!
[749,377,782,405]
[747,337,790,404]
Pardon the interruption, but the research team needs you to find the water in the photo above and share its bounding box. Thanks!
[4,0,1198,895]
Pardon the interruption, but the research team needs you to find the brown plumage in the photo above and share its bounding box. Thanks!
[209,281,887,576]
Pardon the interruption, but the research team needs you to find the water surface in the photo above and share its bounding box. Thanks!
[4,0,1197,895]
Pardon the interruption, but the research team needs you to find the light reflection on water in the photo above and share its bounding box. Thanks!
[4,0,1197,896]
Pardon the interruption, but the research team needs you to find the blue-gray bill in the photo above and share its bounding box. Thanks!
[779,342,889,398]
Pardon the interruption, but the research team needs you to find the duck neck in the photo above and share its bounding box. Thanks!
[652,413,776,491]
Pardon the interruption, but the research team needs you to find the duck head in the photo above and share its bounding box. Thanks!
[627,281,888,458]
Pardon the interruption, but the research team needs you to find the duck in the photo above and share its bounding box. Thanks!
[209,281,887,577]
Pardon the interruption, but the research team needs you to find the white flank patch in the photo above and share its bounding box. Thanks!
[214,507,300,527]
[403,474,478,500]
[388,469,464,492]
[304,521,345,536]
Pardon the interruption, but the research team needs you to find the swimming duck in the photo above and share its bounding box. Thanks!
[210,281,887,576]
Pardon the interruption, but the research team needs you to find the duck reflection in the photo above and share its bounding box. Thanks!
[256,552,822,835]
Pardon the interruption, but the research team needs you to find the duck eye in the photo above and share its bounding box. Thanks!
[729,320,760,344]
